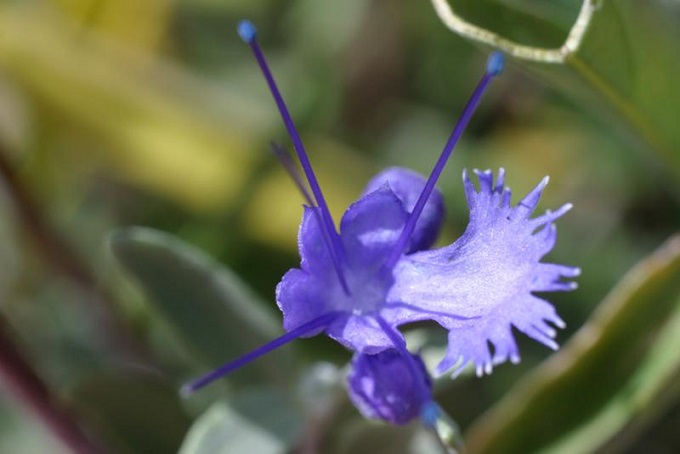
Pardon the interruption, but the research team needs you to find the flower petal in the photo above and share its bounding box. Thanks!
[362,167,444,253]
[340,185,409,269]
[276,268,330,333]
[326,314,393,353]
[386,169,577,375]
[277,188,407,343]
[347,349,432,425]
[277,275,394,351]
[298,206,334,274]
[435,294,564,377]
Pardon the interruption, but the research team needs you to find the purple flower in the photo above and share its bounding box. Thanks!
[184,20,579,426]
[277,165,578,375]
[276,167,445,354]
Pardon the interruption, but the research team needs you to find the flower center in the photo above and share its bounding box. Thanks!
[342,267,393,314]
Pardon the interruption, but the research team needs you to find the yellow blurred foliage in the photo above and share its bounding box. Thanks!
[50,0,172,51]
[0,3,258,212]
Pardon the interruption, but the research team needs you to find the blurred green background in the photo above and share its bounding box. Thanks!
[0,0,678,453]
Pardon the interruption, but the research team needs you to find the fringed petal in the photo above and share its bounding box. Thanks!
[386,169,577,376]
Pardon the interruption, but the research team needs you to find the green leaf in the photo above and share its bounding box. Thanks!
[327,420,421,454]
[179,390,302,454]
[320,418,452,454]
[427,404,466,454]
[432,0,680,176]
[561,0,680,176]
[109,227,290,384]
[464,235,680,454]
[69,372,192,454]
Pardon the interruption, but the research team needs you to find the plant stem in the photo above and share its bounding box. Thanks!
[0,314,104,454]
[0,142,151,361]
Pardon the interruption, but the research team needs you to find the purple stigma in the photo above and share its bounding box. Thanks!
[383,52,504,270]
[182,312,339,395]
[242,20,349,293]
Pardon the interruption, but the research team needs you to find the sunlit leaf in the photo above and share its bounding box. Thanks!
[465,234,680,453]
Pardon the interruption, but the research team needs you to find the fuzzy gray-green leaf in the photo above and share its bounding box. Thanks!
[109,227,289,384]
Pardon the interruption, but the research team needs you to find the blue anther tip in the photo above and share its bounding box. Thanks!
[237,20,257,43]
[487,51,505,76]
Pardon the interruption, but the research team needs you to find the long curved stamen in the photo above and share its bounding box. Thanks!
[270,142,350,294]
[383,52,505,270]
[238,20,349,294]
[374,316,433,413]
[182,312,339,395]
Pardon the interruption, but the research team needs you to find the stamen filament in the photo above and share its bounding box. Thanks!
[238,20,349,292]
[181,311,339,395]
[270,142,315,207]
[270,142,350,294]
[383,52,505,271]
